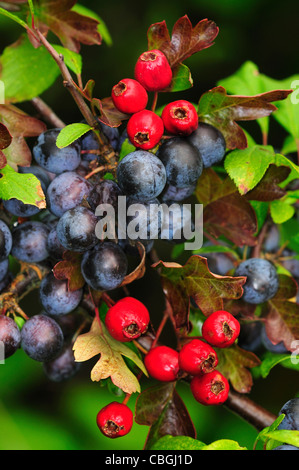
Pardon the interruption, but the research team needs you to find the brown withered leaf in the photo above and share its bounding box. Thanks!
[0,104,47,169]
[53,251,85,291]
[135,382,196,449]
[264,274,299,352]
[120,242,146,287]
[245,164,291,201]
[91,96,130,128]
[198,86,292,150]
[195,169,258,246]
[73,317,148,394]
[0,123,12,169]
[0,151,7,169]
[35,0,102,52]
[217,344,261,394]
[147,15,219,68]
[0,123,12,150]
[152,255,246,330]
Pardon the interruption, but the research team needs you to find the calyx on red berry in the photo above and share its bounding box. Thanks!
[144,345,179,382]
[201,310,240,348]
[96,401,133,438]
[190,370,230,406]
[134,49,172,92]
[127,109,164,150]
[105,296,150,342]
[162,100,199,136]
[111,78,148,114]
[178,339,218,376]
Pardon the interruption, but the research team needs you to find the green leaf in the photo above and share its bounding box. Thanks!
[150,435,247,450]
[200,439,247,450]
[279,218,299,253]
[52,44,82,75]
[166,63,193,92]
[56,123,92,149]
[224,145,276,195]
[150,435,205,450]
[270,198,295,224]
[118,138,136,162]
[257,351,299,378]
[250,201,269,234]
[0,164,46,208]
[0,34,60,103]
[225,145,299,198]
[265,430,299,448]
[193,244,240,258]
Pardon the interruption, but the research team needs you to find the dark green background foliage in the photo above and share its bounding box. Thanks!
[0,0,298,451]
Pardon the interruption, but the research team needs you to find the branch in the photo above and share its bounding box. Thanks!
[0,262,50,319]
[33,28,118,168]
[225,389,277,431]
[31,97,66,129]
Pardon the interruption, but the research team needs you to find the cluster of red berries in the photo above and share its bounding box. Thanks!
[96,301,240,439]
[144,310,240,407]
[111,49,198,150]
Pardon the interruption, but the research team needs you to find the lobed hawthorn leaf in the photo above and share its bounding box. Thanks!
[147,16,219,69]
[0,104,47,169]
[53,251,85,291]
[225,145,295,199]
[0,164,46,207]
[73,316,148,394]
[152,255,246,330]
[195,168,258,246]
[135,382,196,450]
[197,86,292,150]
[224,145,276,195]
[147,16,218,93]
[264,274,299,353]
[244,164,291,202]
[91,96,130,128]
[216,344,261,394]
[34,0,102,53]
[218,61,272,139]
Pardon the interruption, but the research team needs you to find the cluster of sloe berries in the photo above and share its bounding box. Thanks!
[0,45,283,441]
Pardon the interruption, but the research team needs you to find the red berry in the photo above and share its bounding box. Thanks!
[105,297,150,342]
[202,310,240,348]
[127,109,164,150]
[162,100,198,136]
[190,370,230,406]
[144,345,179,382]
[111,78,148,114]
[178,339,218,376]
[96,402,133,438]
[134,49,172,92]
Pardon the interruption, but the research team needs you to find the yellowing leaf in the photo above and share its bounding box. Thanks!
[73,317,148,394]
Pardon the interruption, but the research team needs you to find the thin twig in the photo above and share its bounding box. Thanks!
[31,97,66,129]
[33,28,117,168]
